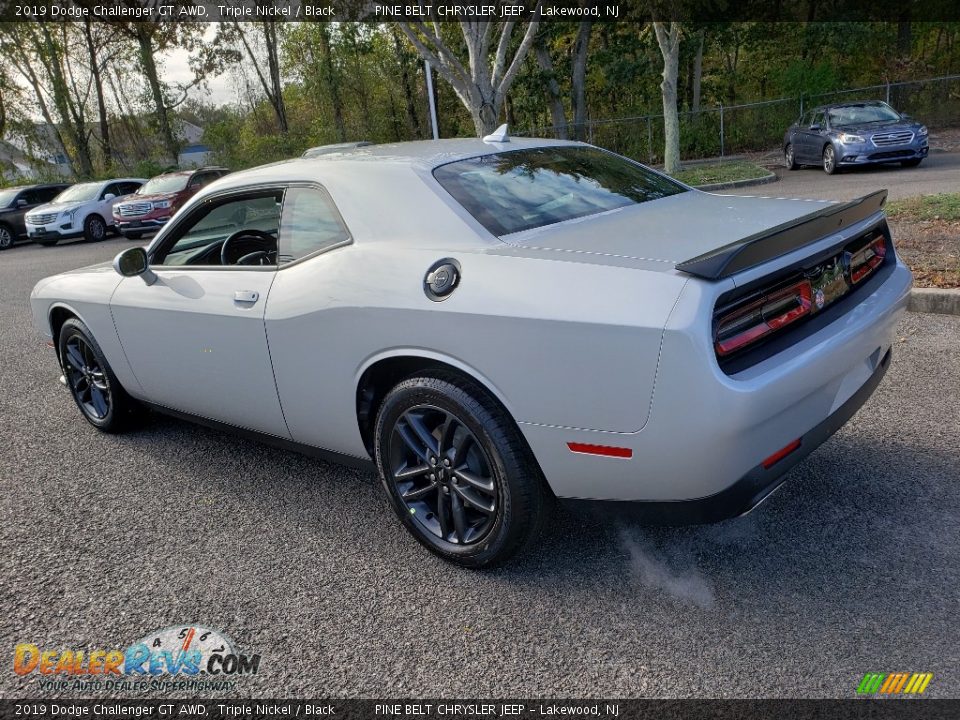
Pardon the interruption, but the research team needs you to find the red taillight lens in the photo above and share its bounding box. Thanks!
[715,280,813,357]
[848,236,887,284]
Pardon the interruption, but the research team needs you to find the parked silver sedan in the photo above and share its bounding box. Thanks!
[30,134,912,567]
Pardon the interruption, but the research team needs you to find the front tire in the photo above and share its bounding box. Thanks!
[0,223,13,250]
[59,318,144,432]
[374,373,550,568]
[822,144,838,174]
[83,214,107,242]
[37,240,58,247]
[784,143,797,170]
[124,231,144,240]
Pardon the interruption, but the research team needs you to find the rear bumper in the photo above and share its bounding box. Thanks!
[520,255,912,504]
[561,346,891,525]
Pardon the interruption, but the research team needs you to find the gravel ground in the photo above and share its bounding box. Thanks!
[1,237,958,699]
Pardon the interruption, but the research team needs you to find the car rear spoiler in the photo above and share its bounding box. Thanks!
[675,189,888,281]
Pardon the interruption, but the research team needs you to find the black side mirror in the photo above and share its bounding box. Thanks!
[113,247,157,285]
[16,198,28,208]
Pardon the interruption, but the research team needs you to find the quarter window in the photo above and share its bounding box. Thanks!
[277,187,350,264]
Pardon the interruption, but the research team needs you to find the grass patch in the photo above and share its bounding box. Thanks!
[670,160,770,187]
[886,193,960,222]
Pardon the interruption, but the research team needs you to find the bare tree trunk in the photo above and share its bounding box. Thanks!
[392,26,422,139]
[692,29,704,113]
[37,24,93,177]
[135,26,179,163]
[263,21,288,133]
[318,24,346,142]
[653,22,681,174]
[397,17,541,137]
[83,20,112,173]
[571,21,592,140]
[534,36,568,139]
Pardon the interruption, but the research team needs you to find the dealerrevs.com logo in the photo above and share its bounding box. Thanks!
[856,672,934,696]
[13,626,260,693]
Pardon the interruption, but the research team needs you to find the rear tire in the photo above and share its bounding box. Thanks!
[901,158,922,168]
[374,372,550,568]
[58,318,145,433]
[83,214,107,242]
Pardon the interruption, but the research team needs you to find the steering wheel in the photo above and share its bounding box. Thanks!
[220,229,277,266]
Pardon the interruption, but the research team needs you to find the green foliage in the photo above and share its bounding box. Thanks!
[887,194,960,222]
[670,160,770,186]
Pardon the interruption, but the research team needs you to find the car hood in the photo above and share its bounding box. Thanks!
[121,192,177,204]
[27,203,77,216]
[834,121,918,135]
[500,190,833,266]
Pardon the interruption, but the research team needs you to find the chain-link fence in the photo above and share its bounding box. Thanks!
[519,74,960,164]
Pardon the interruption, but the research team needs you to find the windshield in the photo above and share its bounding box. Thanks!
[53,182,101,203]
[828,104,901,127]
[0,189,21,208]
[141,175,188,195]
[433,146,687,236]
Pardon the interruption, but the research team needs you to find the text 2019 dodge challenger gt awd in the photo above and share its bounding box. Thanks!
[31,134,912,567]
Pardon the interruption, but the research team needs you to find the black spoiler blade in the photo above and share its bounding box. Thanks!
[675,189,888,281]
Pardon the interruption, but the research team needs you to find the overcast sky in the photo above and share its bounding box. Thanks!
[161,27,237,108]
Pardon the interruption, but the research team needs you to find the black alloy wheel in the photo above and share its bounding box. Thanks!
[784,143,797,170]
[63,333,112,421]
[374,373,550,568]
[0,224,13,250]
[389,404,499,546]
[58,318,144,432]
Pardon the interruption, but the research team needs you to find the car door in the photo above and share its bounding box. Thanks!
[110,188,289,437]
[798,110,825,162]
[10,189,42,236]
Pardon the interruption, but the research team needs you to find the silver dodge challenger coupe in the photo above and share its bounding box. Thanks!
[31,131,912,567]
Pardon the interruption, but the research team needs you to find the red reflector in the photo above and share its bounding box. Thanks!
[762,438,802,469]
[567,442,633,459]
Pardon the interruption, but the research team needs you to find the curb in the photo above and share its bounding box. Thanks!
[695,170,778,192]
[909,288,960,316]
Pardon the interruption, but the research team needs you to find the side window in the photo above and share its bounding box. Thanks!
[278,187,350,264]
[811,111,825,128]
[156,191,282,267]
[188,173,209,189]
[118,182,141,196]
[38,187,62,203]
[102,183,122,200]
[18,190,39,206]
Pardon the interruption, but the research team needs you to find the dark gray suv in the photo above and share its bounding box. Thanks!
[784,101,928,174]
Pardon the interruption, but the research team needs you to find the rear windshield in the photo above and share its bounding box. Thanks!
[433,146,686,236]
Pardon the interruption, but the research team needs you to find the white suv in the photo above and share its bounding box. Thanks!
[26,178,145,246]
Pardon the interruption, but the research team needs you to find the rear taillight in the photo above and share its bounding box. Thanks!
[715,279,813,357]
[848,235,887,284]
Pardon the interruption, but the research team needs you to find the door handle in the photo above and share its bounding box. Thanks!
[234,290,260,304]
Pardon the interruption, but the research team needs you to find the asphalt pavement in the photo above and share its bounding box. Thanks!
[724,150,960,202]
[1,236,958,699]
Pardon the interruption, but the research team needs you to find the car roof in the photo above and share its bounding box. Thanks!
[296,136,587,170]
[2,182,70,191]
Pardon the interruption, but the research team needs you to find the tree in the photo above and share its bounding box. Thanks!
[653,21,681,174]
[396,10,542,137]
[216,21,289,134]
